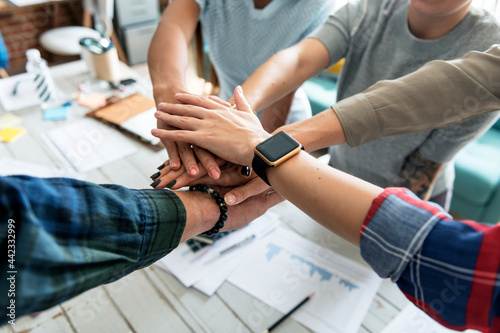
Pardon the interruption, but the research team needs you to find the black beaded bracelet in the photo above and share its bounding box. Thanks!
[189,184,228,236]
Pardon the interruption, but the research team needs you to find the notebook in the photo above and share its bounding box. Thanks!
[86,93,163,151]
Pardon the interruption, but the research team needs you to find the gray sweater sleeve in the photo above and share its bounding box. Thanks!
[308,0,363,67]
[332,45,500,147]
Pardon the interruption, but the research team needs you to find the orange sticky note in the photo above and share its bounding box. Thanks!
[78,93,108,110]
[0,127,26,143]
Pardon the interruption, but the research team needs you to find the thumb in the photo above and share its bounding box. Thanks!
[233,86,255,115]
[224,177,270,206]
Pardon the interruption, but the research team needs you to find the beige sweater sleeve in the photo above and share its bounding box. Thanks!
[333,45,500,147]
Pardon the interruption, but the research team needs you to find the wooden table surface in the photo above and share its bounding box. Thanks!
[0,61,410,333]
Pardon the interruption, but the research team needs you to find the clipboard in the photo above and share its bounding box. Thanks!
[86,93,164,151]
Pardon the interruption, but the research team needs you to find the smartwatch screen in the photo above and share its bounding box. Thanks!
[258,131,300,162]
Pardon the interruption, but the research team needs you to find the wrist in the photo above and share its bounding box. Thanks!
[246,131,271,166]
[175,190,220,242]
[251,131,303,186]
[153,84,187,105]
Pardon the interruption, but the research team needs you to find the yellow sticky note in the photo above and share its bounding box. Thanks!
[0,127,26,143]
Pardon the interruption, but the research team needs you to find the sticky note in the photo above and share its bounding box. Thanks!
[44,106,69,121]
[0,127,26,143]
[0,114,23,129]
[78,93,107,110]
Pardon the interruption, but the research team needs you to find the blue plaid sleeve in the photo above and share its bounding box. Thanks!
[360,188,500,332]
[0,175,186,323]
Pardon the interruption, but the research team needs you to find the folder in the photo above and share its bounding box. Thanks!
[86,93,164,151]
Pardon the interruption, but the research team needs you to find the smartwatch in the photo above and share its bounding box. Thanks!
[252,131,303,186]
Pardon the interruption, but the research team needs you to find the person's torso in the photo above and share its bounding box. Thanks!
[330,0,500,192]
[198,0,337,99]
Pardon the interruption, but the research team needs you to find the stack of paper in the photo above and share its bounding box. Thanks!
[155,213,281,296]
[227,226,382,333]
[382,303,480,333]
[40,118,137,173]
[0,158,82,179]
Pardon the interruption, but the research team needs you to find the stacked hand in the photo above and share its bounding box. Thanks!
[152,86,273,205]
[156,95,231,180]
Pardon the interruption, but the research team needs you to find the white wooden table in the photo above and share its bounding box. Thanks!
[0,61,409,333]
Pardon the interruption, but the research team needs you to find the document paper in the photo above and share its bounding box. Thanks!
[227,226,382,333]
[40,118,137,173]
[381,303,480,333]
[155,213,281,296]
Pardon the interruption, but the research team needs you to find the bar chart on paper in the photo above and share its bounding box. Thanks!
[227,226,382,333]
[266,243,335,282]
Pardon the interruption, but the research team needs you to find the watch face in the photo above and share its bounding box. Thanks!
[257,131,301,162]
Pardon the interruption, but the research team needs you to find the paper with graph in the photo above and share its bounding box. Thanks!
[227,226,382,333]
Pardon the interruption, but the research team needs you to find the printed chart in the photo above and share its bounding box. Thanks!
[228,226,382,333]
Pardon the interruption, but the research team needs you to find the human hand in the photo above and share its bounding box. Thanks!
[150,156,227,189]
[177,184,284,242]
[152,86,270,166]
[221,186,284,232]
[156,109,220,179]
[151,158,253,190]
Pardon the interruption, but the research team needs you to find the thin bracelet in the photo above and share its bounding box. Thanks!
[231,103,257,116]
[189,185,228,236]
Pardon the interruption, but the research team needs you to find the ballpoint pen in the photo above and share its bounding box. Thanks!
[219,234,256,255]
[204,234,256,265]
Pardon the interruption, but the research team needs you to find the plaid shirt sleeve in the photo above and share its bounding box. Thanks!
[360,187,500,333]
[0,175,186,323]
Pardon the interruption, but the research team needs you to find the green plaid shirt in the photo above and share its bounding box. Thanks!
[1,175,186,323]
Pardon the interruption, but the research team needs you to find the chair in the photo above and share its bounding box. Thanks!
[450,118,500,223]
[0,30,9,78]
[39,0,127,64]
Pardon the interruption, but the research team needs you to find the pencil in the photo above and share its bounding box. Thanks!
[262,293,314,332]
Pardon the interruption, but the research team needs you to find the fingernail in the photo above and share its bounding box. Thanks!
[157,163,165,170]
[171,161,180,169]
[150,172,160,179]
[175,93,182,98]
[209,168,220,179]
[157,103,166,109]
[151,129,158,136]
[189,166,198,176]
[150,179,161,188]
[154,111,162,117]
[237,85,243,93]
[241,166,250,177]
[166,180,176,188]
[225,194,236,205]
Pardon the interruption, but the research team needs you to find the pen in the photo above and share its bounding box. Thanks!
[192,235,214,245]
[204,234,256,265]
[219,234,256,255]
[262,293,314,333]
[11,80,21,96]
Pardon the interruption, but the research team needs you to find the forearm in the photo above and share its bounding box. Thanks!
[260,90,296,132]
[238,38,329,111]
[149,26,189,103]
[0,176,189,320]
[334,45,500,147]
[277,107,347,152]
[266,152,383,245]
[148,1,199,104]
